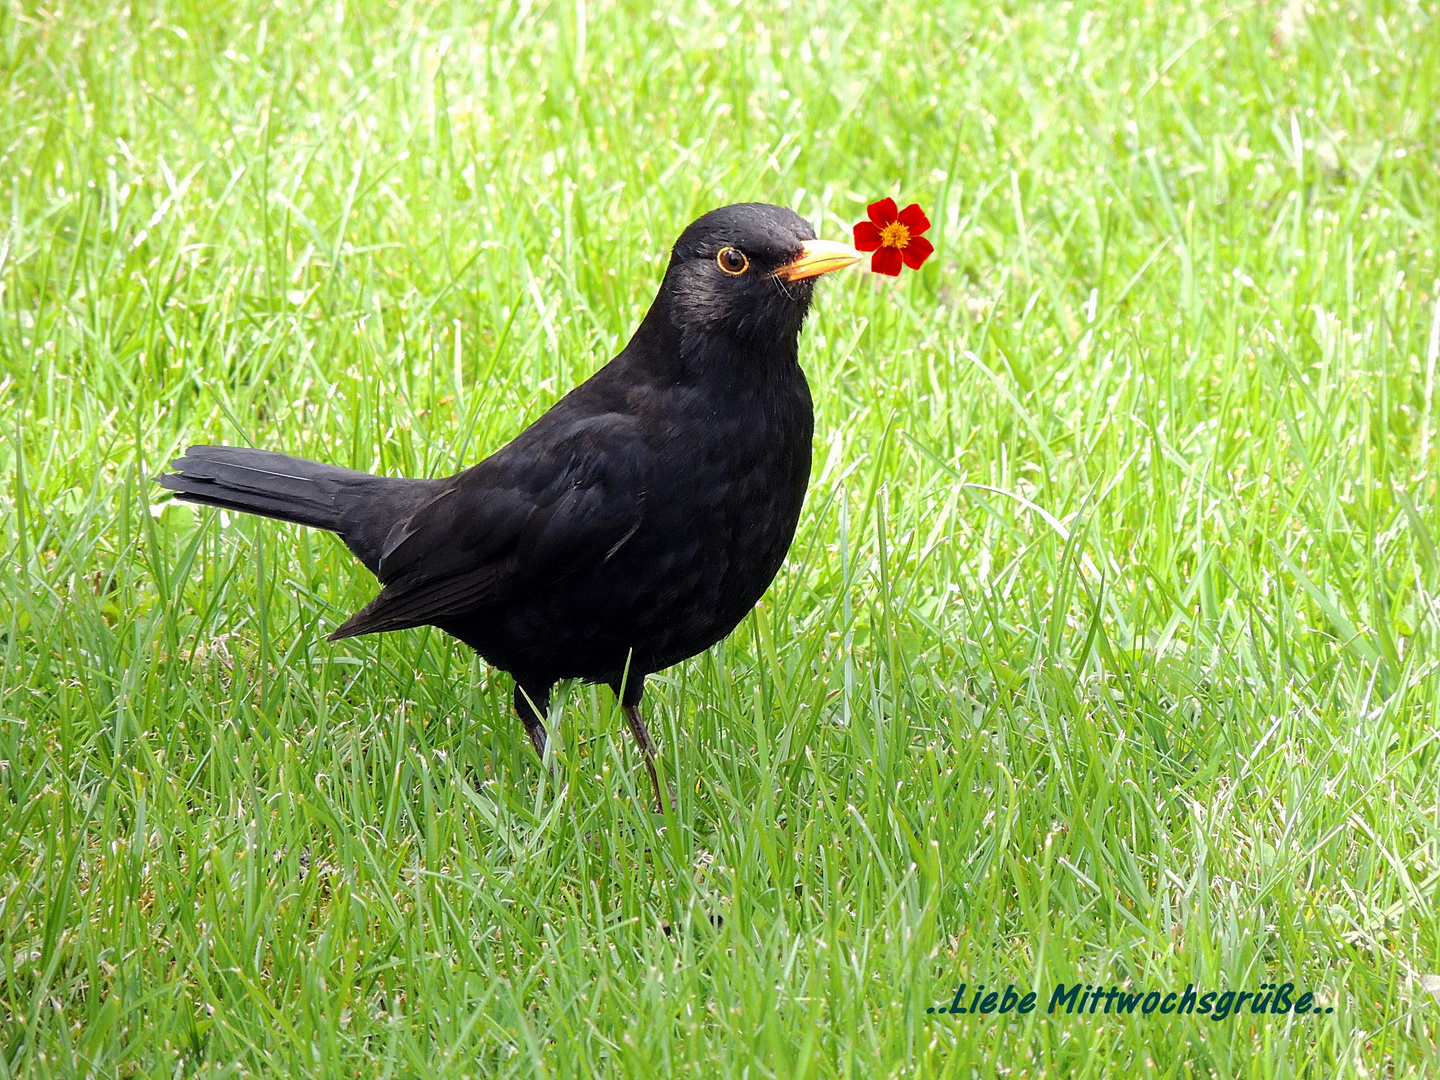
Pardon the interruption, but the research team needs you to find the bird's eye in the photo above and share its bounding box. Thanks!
[716,247,749,276]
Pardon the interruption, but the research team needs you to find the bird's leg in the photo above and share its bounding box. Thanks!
[610,673,663,809]
[621,704,667,812]
[613,673,666,811]
[513,682,551,765]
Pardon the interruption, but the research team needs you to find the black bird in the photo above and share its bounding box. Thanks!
[158,203,863,808]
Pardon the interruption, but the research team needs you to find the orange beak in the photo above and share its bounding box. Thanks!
[776,238,865,281]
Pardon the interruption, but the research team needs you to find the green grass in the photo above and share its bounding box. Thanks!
[3,0,1439,1074]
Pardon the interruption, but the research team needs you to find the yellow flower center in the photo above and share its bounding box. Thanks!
[880,221,911,249]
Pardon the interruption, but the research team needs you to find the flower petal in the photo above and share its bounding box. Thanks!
[867,198,898,227]
[853,220,883,251]
[901,235,934,269]
[871,246,903,276]
[897,203,931,235]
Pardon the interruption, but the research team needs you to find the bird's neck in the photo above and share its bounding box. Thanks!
[621,299,807,400]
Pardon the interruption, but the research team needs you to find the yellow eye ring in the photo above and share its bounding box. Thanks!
[716,247,749,275]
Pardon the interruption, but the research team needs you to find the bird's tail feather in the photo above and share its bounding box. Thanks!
[157,446,380,533]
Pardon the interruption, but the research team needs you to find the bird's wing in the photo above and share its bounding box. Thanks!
[328,413,648,639]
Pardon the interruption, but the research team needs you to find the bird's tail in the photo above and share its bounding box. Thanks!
[157,446,381,532]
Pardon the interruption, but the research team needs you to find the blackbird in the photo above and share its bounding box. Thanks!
[158,203,863,808]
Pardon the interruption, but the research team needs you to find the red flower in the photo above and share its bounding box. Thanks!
[853,198,934,276]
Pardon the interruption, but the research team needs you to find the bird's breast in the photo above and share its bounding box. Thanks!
[608,376,813,660]
[462,365,815,686]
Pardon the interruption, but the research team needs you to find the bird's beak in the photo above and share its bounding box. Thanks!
[776,239,865,281]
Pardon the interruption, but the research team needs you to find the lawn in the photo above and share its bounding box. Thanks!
[2,0,1438,1075]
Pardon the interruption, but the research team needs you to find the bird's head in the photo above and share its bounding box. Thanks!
[655,203,862,348]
